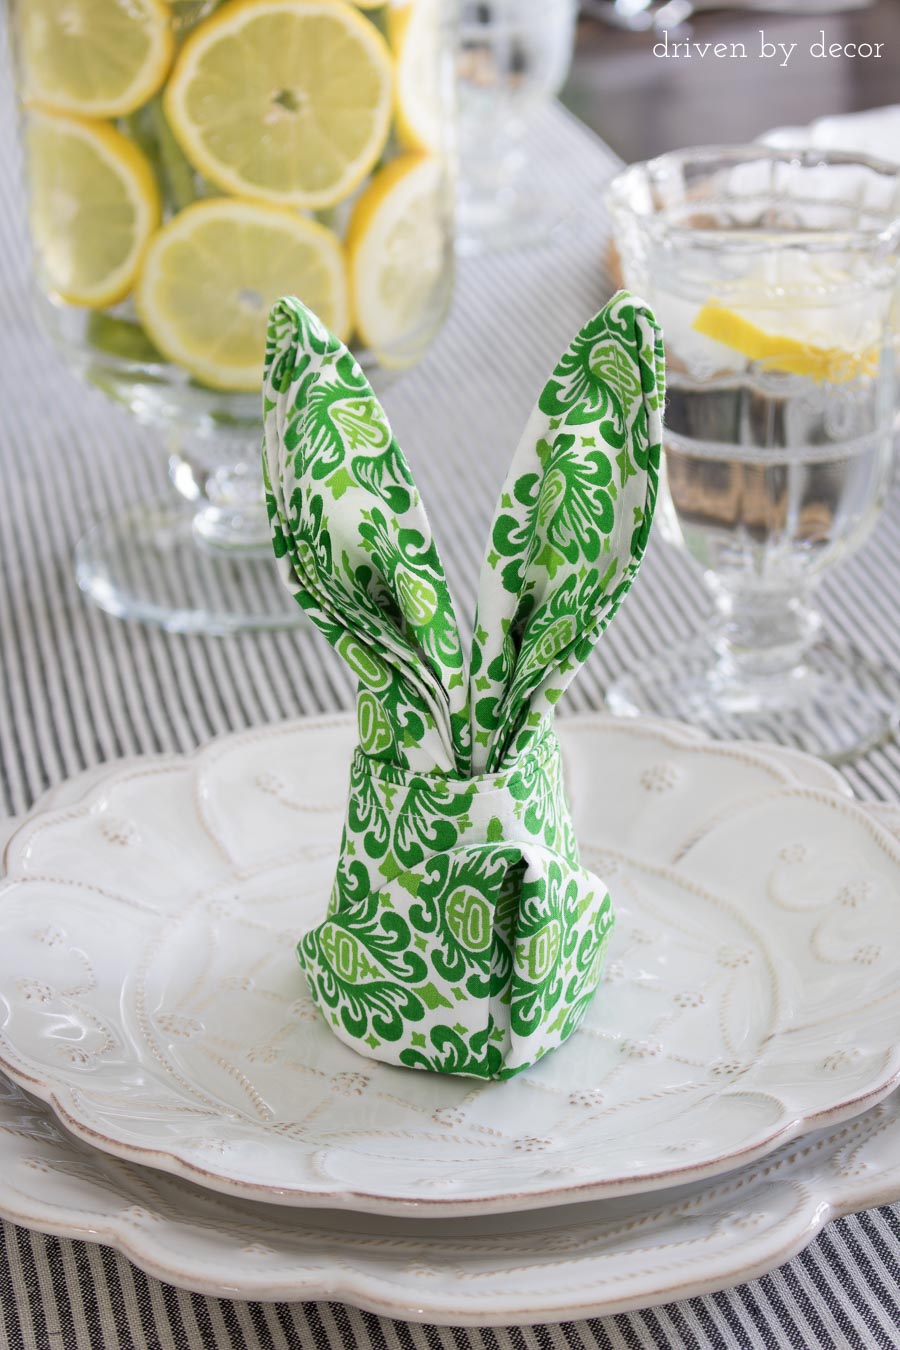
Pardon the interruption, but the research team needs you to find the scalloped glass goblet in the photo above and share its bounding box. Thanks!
[456,0,577,254]
[607,147,900,762]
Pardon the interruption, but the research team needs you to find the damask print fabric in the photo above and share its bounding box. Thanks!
[262,290,665,1079]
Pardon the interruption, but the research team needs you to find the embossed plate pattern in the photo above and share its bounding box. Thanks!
[0,714,898,1215]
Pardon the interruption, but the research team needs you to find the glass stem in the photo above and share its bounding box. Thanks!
[168,441,270,554]
[710,583,822,681]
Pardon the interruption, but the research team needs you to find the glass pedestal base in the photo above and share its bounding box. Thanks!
[75,499,306,636]
[456,126,573,256]
[606,635,900,765]
[456,190,571,257]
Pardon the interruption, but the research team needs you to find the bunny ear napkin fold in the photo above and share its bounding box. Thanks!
[262,291,665,1081]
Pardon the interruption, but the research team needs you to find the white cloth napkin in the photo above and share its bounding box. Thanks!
[761,105,900,164]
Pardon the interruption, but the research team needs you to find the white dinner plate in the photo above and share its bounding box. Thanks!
[0,1070,898,1322]
[0,714,898,1215]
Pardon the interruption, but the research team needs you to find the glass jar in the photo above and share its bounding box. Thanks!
[12,0,455,633]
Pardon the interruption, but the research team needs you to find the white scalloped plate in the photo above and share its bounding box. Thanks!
[0,1073,899,1324]
[0,714,898,1216]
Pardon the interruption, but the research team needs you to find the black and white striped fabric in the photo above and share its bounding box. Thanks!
[1,51,900,1350]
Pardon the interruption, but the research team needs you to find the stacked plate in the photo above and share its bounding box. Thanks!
[0,713,899,1325]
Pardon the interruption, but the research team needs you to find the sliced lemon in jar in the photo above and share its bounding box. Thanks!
[19,0,173,118]
[164,0,394,209]
[26,111,161,309]
[693,303,880,383]
[347,154,449,363]
[135,198,350,391]
[389,0,444,154]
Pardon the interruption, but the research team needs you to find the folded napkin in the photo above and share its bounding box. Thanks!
[262,290,664,1080]
[761,106,900,164]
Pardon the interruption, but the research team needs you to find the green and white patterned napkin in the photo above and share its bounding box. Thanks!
[262,290,664,1080]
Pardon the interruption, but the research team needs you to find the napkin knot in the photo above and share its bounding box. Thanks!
[298,728,613,1079]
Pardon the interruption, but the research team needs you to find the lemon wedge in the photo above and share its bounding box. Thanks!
[136,198,350,390]
[347,154,449,362]
[19,0,173,118]
[26,111,161,309]
[693,303,879,384]
[389,0,443,154]
[164,0,394,209]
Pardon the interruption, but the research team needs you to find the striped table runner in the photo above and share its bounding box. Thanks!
[1,50,899,1350]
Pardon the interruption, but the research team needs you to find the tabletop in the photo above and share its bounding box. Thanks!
[1,48,899,1350]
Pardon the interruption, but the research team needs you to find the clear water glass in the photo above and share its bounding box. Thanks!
[607,147,900,762]
[456,0,577,254]
[12,0,455,634]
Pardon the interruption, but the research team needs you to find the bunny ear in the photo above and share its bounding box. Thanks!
[469,291,664,773]
[263,298,469,774]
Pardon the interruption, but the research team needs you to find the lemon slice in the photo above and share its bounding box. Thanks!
[26,111,161,309]
[164,0,394,209]
[136,198,350,390]
[389,0,443,154]
[347,154,449,362]
[693,303,879,384]
[19,0,173,118]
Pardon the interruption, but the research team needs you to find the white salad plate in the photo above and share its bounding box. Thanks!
[0,714,898,1216]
